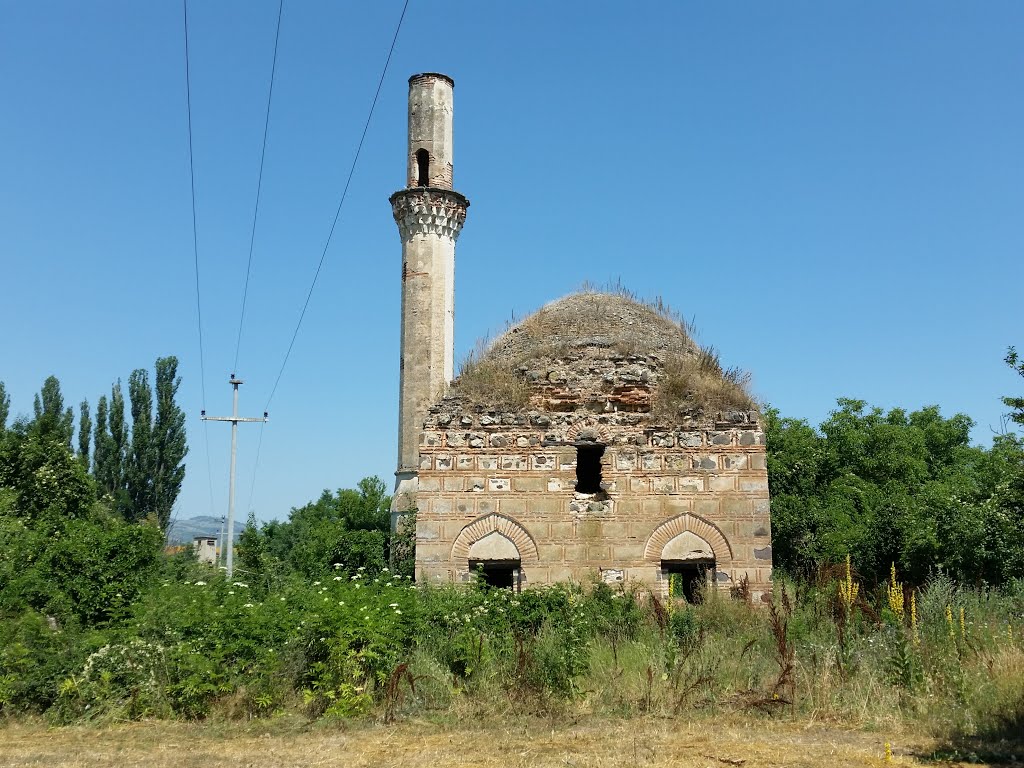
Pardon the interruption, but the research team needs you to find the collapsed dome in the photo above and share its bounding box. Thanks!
[435,292,755,425]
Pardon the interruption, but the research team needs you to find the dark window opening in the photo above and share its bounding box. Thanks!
[470,560,521,591]
[415,148,430,186]
[664,560,714,603]
[575,443,605,494]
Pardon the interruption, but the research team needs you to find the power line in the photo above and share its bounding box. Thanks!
[233,0,285,374]
[263,0,410,412]
[183,0,217,521]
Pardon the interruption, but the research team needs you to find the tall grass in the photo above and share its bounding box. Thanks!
[2,566,1021,747]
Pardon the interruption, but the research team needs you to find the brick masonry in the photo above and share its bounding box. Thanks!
[414,412,772,601]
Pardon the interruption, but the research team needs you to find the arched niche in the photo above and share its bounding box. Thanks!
[451,513,538,569]
[468,531,519,561]
[644,513,733,563]
[662,531,715,561]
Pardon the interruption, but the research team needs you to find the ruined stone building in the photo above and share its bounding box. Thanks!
[390,73,772,600]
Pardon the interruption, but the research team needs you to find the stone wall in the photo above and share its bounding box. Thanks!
[414,411,772,600]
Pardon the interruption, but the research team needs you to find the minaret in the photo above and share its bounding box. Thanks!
[390,73,469,515]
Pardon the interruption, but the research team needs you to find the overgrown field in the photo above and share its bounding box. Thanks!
[2,558,1021,759]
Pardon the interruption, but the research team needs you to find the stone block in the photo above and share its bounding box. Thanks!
[530,497,563,515]
[630,477,650,493]
[548,521,574,539]
[468,477,485,492]
[749,453,766,470]
[612,544,645,562]
[498,497,527,516]
[435,454,453,471]
[514,476,546,492]
[531,454,556,470]
[709,475,735,492]
[418,476,441,492]
[651,476,675,493]
[430,497,453,515]
[547,478,563,492]
[418,522,442,541]
[662,498,692,516]
[457,455,474,470]
[651,432,675,448]
[677,431,703,448]
[694,499,720,517]
[615,451,637,471]
[477,500,494,515]
[693,455,717,470]
[614,498,641,515]
[664,454,688,470]
[739,478,770,492]
[478,455,498,470]
[754,545,773,561]
[586,545,612,561]
[468,434,485,448]
[640,452,660,470]
[539,544,565,563]
[723,454,748,470]
[446,432,467,447]
[419,455,433,470]
[489,433,508,448]
[488,478,510,492]
[421,432,443,447]
[500,455,527,471]
[678,476,704,492]
[754,498,771,516]
[442,476,464,492]
[711,431,734,446]
[601,521,629,539]
[721,498,752,516]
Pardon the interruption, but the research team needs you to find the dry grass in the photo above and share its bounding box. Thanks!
[0,715,970,768]
[449,289,755,419]
[652,349,755,418]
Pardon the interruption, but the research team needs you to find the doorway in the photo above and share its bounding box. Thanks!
[663,560,713,603]
[469,559,521,591]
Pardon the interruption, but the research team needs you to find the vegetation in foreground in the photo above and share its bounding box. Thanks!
[0,349,1022,756]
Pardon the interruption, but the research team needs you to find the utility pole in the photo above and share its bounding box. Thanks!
[201,376,267,580]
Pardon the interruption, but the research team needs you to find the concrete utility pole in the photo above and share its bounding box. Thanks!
[201,376,267,580]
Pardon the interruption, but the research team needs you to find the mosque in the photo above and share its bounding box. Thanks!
[389,73,772,601]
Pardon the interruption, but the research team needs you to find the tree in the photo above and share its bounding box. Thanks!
[77,400,91,468]
[30,376,73,447]
[1004,346,1024,427]
[0,381,9,434]
[93,395,109,487]
[151,356,187,530]
[126,369,154,521]
[107,381,127,494]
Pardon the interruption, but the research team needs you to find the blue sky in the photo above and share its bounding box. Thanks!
[2,2,1022,527]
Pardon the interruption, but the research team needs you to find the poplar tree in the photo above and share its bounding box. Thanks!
[0,381,9,434]
[93,395,110,488]
[77,399,91,467]
[32,376,73,446]
[127,369,154,521]
[152,356,187,530]
[108,381,127,494]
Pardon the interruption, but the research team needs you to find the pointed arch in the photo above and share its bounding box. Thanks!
[451,513,538,568]
[644,513,733,562]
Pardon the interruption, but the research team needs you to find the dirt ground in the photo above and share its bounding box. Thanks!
[1,716,1017,768]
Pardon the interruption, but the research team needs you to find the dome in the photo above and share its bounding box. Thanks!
[433,291,754,425]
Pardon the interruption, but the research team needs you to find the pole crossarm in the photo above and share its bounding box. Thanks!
[202,416,268,423]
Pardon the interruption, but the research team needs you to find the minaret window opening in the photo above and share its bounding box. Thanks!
[575,444,605,494]
[415,149,430,186]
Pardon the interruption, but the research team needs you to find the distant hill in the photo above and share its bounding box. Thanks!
[166,515,240,545]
